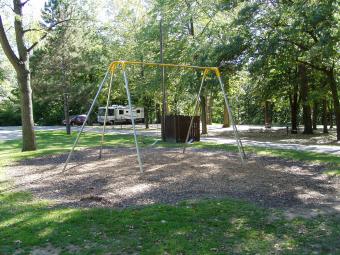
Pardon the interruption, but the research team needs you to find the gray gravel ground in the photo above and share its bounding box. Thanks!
[3,147,340,215]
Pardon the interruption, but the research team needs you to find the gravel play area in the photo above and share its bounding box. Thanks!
[3,147,340,214]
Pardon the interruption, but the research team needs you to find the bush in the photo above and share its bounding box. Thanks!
[0,100,21,126]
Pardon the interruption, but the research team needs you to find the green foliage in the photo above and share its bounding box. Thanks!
[2,0,339,128]
[0,100,21,126]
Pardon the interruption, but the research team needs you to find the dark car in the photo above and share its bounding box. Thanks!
[63,114,87,126]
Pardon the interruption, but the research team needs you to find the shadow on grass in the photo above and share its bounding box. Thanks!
[1,192,340,254]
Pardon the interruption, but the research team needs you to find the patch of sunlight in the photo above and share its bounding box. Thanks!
[324,169,340,176]
[273,238,296,252]
[0,211,34,228]
[229,217,248,230]
[263,233,275,241]
[38,227,54,238]
[122,183,153,195]
[147,165,167,172]
[297,190,325,200]
[36,208,78,223]
[174,230,187,236]
[9,208,79,228]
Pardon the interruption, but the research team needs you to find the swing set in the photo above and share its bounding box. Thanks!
[63,60,246,173]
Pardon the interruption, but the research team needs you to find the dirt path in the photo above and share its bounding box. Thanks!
[3,147,340,216]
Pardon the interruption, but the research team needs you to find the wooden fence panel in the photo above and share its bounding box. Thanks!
[164,115,200,143]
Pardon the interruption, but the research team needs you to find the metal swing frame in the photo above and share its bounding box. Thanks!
[63,60,246,173]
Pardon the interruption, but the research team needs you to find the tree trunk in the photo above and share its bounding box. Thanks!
[200,95,207,134]
[145,106,149,129]
[289,84,299,134]
[18,67,37,151]
[0,2,37,151]
[264,100,272,128]
[62,57,71,135]
[326,69,340,140]
[298,63,313,134]
[222,103,230,128]
[322,99,328,134]
[329,104,333,129]
[156,103,161,123]
[312,101,318,130]
[206,95,212,125]
[63,91,71,135]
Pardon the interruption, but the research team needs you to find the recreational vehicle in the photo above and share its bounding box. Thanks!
[97,105,144,124]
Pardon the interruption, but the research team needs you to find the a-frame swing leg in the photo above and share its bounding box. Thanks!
[62,70,110,172]
[217,75,246,163]
[99,71,115,159]
[122,66,144,173]
[183,69,208,154]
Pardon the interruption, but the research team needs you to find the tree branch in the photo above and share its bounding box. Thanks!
[21,0,30,6]
[282,38,309,51]
[304,29,318,43]
[27,19,71,52]
[296,59,328,73]
[23,28,43,33]
[0,15,21,71]
[0,3,14,12]
[13,0,28,61]
[26,33,48,52]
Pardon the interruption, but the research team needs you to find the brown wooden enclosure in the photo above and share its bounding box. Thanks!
[164,115,200,143]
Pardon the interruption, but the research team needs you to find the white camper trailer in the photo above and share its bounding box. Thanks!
[97,107,116,124]
[97,105,144,124]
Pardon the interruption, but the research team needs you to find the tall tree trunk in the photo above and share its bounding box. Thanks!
[63,91,71,134]
[210,96,214,124]
[0,2,37,151]
[298,63,313,134]
[222,103,230,128]
[156,103,161,124]
[18,66,37,151]
[322,99,328,134]
[289,84,299,134]
[329,104,334,129]
[206,95,212,125]
[326,69,340,140]
[144,106,149,129]
[264,100,272,128]
[62,56,71,135]
[200,95,207,134]
[312,101,318,130]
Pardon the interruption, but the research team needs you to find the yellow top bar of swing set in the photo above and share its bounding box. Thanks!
[109,60,221,77]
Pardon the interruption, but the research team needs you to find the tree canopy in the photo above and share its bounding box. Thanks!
[0,0,339,140]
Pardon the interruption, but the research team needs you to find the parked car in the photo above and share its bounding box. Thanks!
[63,114,87,126]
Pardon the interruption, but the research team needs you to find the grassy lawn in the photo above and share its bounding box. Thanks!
[1,130,340,254]
[245,146,340,176]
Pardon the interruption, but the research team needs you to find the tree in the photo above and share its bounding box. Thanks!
[31,0,110,127]
[215,0,339,138]
[0,0,69,150]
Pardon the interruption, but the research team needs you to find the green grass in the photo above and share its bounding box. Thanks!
[0,131,154,167]
[1,130,340,254]
[1,192,340,254]
[244,146,340,176]
[324,169,340,176]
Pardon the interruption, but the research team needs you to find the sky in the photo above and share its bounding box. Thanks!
[21,0,46,21]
